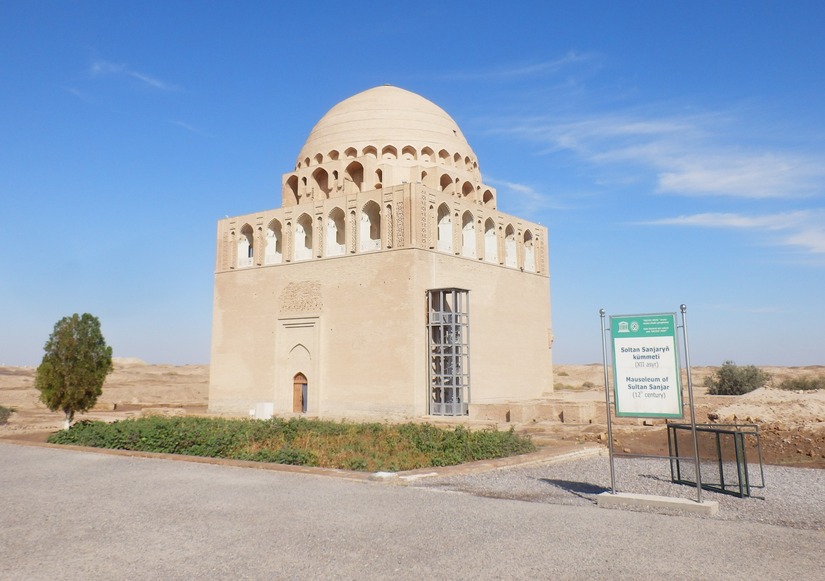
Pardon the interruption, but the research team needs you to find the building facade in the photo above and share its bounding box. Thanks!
[209,86,553,420]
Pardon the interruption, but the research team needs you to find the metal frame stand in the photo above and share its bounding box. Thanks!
[668,423,766,497]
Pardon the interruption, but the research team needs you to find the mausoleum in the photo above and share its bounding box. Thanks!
[209,85,553,420]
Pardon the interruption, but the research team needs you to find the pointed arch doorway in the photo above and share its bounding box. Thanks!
[293,372,308,413]
[279,320,318,415]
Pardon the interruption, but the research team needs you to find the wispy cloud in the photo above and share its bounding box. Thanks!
[646,211,811,230]
[646,210,825,255]
[437,51,592,82]
[656,153,820,198]
[783,228,825,254]
[90,60,179,91]
[485,177,570,214]
[62,86,94,102]
[492,111,825,199]
[169,120,213,137]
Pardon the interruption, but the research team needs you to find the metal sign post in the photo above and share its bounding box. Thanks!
[679,304,703,504]
[599,309,617,494]
[599,305,704,504]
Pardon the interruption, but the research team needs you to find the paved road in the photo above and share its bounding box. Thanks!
[1,442,822,580]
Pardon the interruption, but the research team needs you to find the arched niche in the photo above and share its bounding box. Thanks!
[484,218,497,263]
[461,211,476,258]
[523,230,536,273]
[237,224,254,268]
[436,204,452,253]
[294,214,313,261]
[504,225,517,268]
[440,174,454,195]
[285,174,299,204]
[312,168,331,198]
[265,219,283,264]
[345,161,364,194]
[326,208,346,256]
[360,201,381,252]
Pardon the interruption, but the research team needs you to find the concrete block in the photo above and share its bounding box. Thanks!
[560,402,595,424]
[535,402,560,422]
[468,403,510,422]
[506,404,539,424]
[597,492,719,515]
[253,402,275,419]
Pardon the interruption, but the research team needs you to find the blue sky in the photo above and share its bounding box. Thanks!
[2,1,824,367]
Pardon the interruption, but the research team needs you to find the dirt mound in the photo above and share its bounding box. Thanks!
[713,388,825,428]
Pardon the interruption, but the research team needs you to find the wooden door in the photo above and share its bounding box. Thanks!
[293,373,307,413]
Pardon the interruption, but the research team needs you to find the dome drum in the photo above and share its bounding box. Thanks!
[283,86,494,208]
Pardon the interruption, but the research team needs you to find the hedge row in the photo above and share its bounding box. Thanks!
[48,416,535,472]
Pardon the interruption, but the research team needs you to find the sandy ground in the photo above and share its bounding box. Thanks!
[553,364,825,468]
[0,358,209,435]
[2,359,823,467]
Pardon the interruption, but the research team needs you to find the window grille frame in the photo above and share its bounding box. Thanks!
[426,288,470,416]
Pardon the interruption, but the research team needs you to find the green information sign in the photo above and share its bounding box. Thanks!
[610,313,683,418]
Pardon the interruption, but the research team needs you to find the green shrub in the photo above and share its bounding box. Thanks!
[239,447,317,466]
[704,361,770,395]
[556,383,594,391]
[345,457,369,471]
[776,376,825,391]
[0,405,15,425]
[47,416,535,471]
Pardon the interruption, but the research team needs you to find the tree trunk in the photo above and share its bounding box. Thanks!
[64,410,74,430]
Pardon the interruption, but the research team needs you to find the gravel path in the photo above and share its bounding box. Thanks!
[412,456,825,531]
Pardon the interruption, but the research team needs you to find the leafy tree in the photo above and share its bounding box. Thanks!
[704,360,770,395]
[35,313,113,429]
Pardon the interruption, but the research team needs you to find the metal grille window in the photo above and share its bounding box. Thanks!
[427,288,470,416]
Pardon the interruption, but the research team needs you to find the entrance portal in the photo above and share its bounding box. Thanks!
[293,372,307,413]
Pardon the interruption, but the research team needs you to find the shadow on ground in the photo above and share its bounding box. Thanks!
[539,478,610,501]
